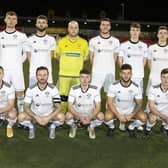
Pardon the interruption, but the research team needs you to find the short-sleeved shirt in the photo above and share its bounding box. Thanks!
[55,35,89,76]
[148,44,168,84]
[89,35,120,74]
[0,30,27,69]
[26,34,56,73]
[68,84,101,116]
[118,40,148,78]
[107,80,142,114]
[24,83,61,116]
[148,84,168,115]
[0,80,15,109]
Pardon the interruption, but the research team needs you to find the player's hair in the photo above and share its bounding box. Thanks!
[161,68,168,75]
[100,17,111,23]
[36,15,48,23]
[36,66,49,75]
[158,25,168,32]
[121,64,132,71]
[68,20,79,27]
[130,22,141,29]
[80,69,90,75]
[5,11,18,18]
[0,66,4,72]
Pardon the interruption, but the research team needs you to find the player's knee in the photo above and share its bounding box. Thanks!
[97,112,104,121]
[139,112,147,122]
[8,110,17,119]
[57,112,65,122]
[148,113,157,123]
[18,112,27,122]
[65,112,74,120]
[104,112,113,121]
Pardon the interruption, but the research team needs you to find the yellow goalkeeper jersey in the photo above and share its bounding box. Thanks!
[55,35,89,76]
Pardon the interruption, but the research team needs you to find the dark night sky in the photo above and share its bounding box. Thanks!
[0,0,167,22]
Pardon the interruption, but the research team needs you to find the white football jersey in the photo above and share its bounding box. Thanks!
[107,80,142,114]
[26,34,56,72]
[118,40,148,78]
[68,84,101,116]
[148,84,168,115]
[148,44,168,84]
[0,81,15,108]
[0,30,27,69]
[89,35,120,74]
[24,83,61,116]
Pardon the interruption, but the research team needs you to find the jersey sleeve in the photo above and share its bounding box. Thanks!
[135,86,143,99]
[83,40,89,61]
[94,90,101,103]
[54,39,61,58]
[68,88,76,103]
[50,37,56,51]
[143,44,148,58]
[107,84,116,98]
[8,85,15,99]
[24,88,32,104]
[52,87,61,103]
[89,38,94,52]
[114,39,120,54]
[118,44,125,57]
[147,46,152,60]
[148,87,155,100]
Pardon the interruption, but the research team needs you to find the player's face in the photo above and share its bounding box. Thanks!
[157,29,168,41]
[100,21,111,34]
[36,19,48,32]
[68,22,79,37]
[0,69,4,81]
[161,73,168,87]
[120,69,132,83]
[36,70,48,84]
[130,27,141,39]
[80,74,90,86]
[4,15,17,28]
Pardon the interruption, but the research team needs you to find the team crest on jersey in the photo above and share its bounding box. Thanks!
[35,94,39,97]
[0,90,6,95]
[127,55,131,58]
[128,90,134,94]
[128,47,131,49]
[0,36,4,39]
[35,103,40,107]
[13,35,17,39]
[33,41,36,43]
[45,91,50,97]
[64,45,68,47]
[138,46,142,50]
[156,94,160,97]
[97,41,101,44]
[153,57,156,61]
[153,49,157,52]
[34,49,38,53]
[117,90,121,93]
[109,40,113,44]
[117,98,120,102]
[2,44,5,48]
[77,43,81,48]
[43,39,48,44]
[164,49,168,53]
[97,49,101,52]
[78,95,82,99]
[78,103,81,107]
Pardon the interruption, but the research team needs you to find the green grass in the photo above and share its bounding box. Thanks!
[1,60,168,168]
